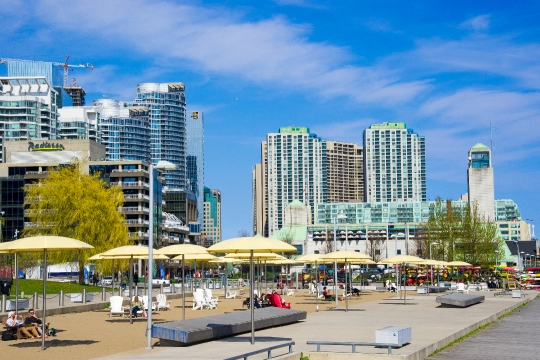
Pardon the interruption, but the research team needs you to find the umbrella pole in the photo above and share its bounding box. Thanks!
[403,263,406,305]
[345,260,349,312]
[250,250,255,345]
[42,249,47,350]
[112,259,115,296]
[264,260,267,293]
[182,255,185,321]
[129,255,133,324]
[15,253,18,316]
[315,261,319,312]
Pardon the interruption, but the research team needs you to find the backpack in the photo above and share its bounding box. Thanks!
[48,328,57,336]
[2,329,16,341]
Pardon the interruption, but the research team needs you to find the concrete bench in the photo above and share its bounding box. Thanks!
[436,293,485,307]
[152,307,307,346]
[417,286,447,294]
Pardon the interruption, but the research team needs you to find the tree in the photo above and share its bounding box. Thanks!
[23,161,129,283]
[365,229,385,262]
[426,198,501,266]
[237,229,251,237]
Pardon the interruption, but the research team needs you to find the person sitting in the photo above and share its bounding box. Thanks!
[6,311,40,339]
[131,296,142,318]
[260,293,268,307]
[24,309,49,337]
[271,291,291,308]
[253,293,261,308]
[347,284,361,296]
[322,286,335,301]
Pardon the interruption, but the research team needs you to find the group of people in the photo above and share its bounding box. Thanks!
[252,290,290,309]
[6,309,49,339]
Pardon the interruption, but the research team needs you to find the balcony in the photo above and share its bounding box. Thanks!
[121,206,150,214]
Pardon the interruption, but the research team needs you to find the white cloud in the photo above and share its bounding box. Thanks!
[458,14,490,32]
[10,0,428,105]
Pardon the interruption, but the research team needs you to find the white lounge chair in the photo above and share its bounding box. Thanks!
[316,283,324,299]
[204,289,219,308]
[225,290,237,299]
[192,290,213,310]
[456,283,470,293]
[156,294,170,311]
[285,287,295,296]
[110,296,127,317]
[141,295,156,311]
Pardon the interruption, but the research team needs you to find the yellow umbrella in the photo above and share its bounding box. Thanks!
[208,257,239,263]
[0,236,93,350]
[320,250,372,311]
[88,253,170,260]
[207,236,296,345]
[379,254,424,305]
[447,261,472,266]
[225,252,287,260]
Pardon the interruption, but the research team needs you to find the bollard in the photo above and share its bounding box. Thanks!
[60,290,64,306]
[82,289,87,304]
[102,287,106,301]
[1,294,6,312]
[34,292,39,309]
[160,283,163,294]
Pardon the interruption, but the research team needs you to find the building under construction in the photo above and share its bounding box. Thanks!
[64,79,87,106]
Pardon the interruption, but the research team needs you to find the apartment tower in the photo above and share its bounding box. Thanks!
[363,122,426,202]
[326,141,364,203]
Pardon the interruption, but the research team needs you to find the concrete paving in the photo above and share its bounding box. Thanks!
[97,290,534,360]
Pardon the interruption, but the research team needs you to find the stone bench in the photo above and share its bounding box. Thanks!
[152,307,307,346]
[417,286,447,294]
[436,293,485,307]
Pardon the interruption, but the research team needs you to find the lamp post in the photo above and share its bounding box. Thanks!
[146,160,177,350]
[520,251,524,273]
[333,210,347,309]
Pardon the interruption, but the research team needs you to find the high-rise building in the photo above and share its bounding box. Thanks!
[202,187,221,247]
[363,122,426,202]
[467,143,494,220]
[134,83,187,189]
[326,141,364,203]
[1,59,74,107]
[58,106,100,143]
[186,111,204,226]
[0,76,59,162]
[254,126,325,236]
[94,99,150,163]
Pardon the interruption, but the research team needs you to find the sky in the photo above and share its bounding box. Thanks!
[1,0,539,239]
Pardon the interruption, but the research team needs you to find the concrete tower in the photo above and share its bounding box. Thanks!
[467,143,494,220]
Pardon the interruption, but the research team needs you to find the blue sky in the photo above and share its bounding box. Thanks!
[1,0,539,239]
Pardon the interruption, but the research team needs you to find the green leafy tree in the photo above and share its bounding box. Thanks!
[426,197,501,266]
[23,161,129,283]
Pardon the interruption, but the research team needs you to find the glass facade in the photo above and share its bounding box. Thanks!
[134,83,186,189]
[186,111,204,225]
[95,99,150,163]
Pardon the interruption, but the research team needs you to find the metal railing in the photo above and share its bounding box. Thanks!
[225,341,295,360]
[306,341,402,355]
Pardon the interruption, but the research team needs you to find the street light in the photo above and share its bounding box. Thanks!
[520,251,525,273]
[333,210,347,309]
[146,160,177,350]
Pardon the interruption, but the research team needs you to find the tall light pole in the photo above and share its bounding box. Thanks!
[333,210,347,309]
[146,160,177,350]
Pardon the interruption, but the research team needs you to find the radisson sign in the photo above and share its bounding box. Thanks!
[28,141,65,152]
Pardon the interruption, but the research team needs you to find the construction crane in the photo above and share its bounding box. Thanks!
[0,56,94,87]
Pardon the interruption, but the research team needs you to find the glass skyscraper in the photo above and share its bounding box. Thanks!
[95,99,150,163]
[186,111,204,225]
[134,83,186,189]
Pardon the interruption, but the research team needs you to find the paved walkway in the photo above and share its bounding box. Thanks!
[431,296,539,360]
[97,291,535,359]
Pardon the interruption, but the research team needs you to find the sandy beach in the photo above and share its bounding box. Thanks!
[1,288,394,359]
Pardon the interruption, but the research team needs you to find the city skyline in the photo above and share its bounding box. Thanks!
[1,1,538,238]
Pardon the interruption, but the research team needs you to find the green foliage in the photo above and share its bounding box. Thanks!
[299,353,310,360]
[426,198,501,266]
[7,279,102,299]
[23,161,130,283]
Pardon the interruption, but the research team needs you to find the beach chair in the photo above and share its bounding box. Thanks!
[308,282,316,295]
[285,287,295,296]
[226,290,237,299]
[192,291,213,310]
[204,289,219,308]
[456,283,469,293]
[110,296,127,317]
[156,294,170,311]
[316,283,324,299]
[141,295,156,311]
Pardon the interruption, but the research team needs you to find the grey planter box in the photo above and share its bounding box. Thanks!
[6,299,30,311]
[376,326,412,347]
[70,293,94,303]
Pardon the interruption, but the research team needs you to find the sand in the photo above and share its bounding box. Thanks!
[1,288,394,359]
